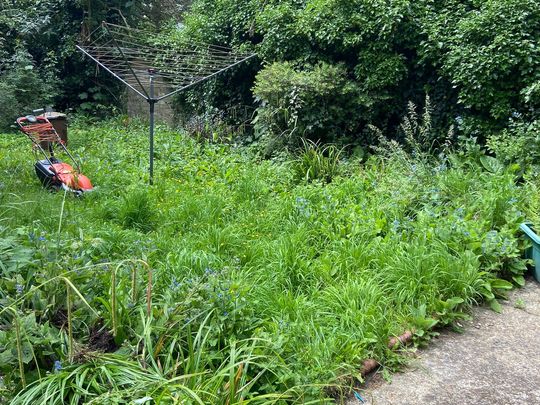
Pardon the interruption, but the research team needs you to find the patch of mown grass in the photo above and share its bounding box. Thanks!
[0,118,531,403]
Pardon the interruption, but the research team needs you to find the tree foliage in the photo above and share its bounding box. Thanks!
[0,0,189,129]
[178,0,540,150]
[420,0,540,128]
[1,0,538,147]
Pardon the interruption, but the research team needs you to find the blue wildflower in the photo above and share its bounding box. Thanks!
[500,238,512,255]
[295,197,311,217]
[39,236,46,241]
[486,230,498,240]
[15,284,24,295]
[171,277,181,290]
[434,163,447,173]
[54,360,62,372]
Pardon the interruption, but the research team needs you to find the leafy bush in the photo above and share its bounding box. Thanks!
[171,0,540,147]
[0,0,144,117]
[370,95,456,166]
[0,81,21,130]
[253,62,360,153]
[487,119,540,169]
[420,0,540,127]
[0,48,58,130]
[178,0,425,145]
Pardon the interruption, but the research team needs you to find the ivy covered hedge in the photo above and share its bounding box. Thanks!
[1,0,538,150]
[179,0,540,149]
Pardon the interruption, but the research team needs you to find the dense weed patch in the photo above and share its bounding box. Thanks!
[0,119,533,403]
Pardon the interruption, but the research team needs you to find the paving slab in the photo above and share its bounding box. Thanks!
[348,280,540,405]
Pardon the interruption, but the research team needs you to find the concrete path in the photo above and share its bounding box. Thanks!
[348,280,540,405]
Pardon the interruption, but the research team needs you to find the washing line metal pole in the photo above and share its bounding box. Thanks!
[76,22,257,186]
[75,45,148,99]
[156,54,257,101]
[104,22,149,99]
[148,69,156,185]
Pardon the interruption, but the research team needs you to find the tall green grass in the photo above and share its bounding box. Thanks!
[0,118,531,403]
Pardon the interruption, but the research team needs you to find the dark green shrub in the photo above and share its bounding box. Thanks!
[175,0,540,147]
[0,49,57,130]
[253,62,361,153]
[487,119,540,169]
[0,81,21,130]
[0,0,144,117]
[179,0,425,146]
[420,0,540,126]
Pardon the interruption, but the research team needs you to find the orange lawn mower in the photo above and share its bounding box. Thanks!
[16,113,93,195]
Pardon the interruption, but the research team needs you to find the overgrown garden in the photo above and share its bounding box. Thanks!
[1,0,539,403]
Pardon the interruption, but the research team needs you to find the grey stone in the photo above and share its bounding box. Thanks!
[348,280,540,405]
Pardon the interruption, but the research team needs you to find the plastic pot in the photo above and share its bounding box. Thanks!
[520,223,540,282]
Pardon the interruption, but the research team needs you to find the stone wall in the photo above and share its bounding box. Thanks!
[124,0,192,125]
[125,87,176,125]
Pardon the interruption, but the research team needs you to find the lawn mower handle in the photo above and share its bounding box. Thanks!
[16,115,49,127]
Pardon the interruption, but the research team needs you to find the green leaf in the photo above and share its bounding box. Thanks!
[480,156,503,173]
[0,349,14,365]
[512,275,525,287]
[21,341,33,364]
[21,312,37,330]
[445,297,464,309]
[490,279,513,290]
[489,299,503,313]
[134,397,153,404]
